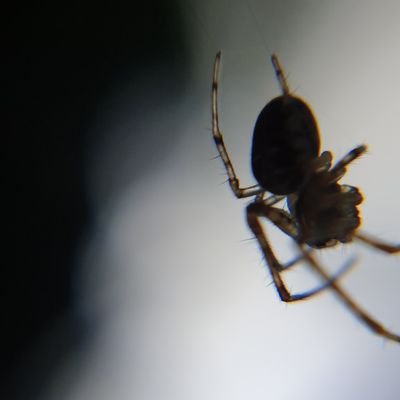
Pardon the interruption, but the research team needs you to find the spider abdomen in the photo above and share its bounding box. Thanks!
[251,95,320,195]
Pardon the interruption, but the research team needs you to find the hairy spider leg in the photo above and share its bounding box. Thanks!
[299,245,400,343]
[212,52,264,198]
[246,202,357,301]
[271,54,290,95]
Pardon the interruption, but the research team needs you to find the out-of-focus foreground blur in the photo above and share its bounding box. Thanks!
[4,1,400,399]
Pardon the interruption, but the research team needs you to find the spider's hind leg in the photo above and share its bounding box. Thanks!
[271,54,290,95]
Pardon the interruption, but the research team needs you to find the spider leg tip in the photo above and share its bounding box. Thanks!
[357,144,368,154]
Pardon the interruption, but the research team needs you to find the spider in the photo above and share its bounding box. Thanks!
[211,51,400,343]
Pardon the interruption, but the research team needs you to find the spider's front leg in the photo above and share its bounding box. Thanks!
[246,202,355,302]
[355,232,400,254]
[212,52,263,198]
[329,145,399,253]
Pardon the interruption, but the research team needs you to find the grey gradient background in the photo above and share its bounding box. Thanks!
[45,1,400,399]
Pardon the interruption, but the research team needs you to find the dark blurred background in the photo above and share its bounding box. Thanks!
[3,2,189,399]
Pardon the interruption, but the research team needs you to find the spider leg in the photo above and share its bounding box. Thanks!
[330,145,367,179]
[260,194,286,206]
[314,151,333,172]
[212,52,264,198]
[330,146,399,254]
[355,231,400,254]
[271,54,290,95]
[281,254,356,299]
[246,202,356,302]
[299,244,400,343]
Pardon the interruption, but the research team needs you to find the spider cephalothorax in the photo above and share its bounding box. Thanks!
[288,165,363,248]
[211,51,400,343]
